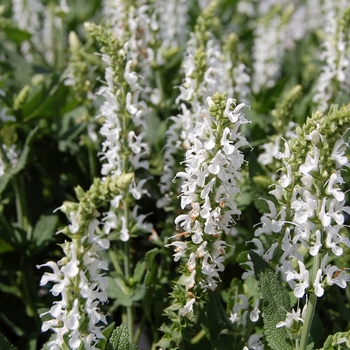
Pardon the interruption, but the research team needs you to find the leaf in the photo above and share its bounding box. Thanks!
[320,330,350,350]
[107,274,146,307]
[249,250,294,350]
[32,214,58,252]
[3,26,31,43]
[97,321,116,350]
[0,239,15,254]
[132,259,146,284]
[0,126,39,198]
[0,333,17,350]
[145,248,160,284]
[200,290,234,350]
[107,322,139,350]
[22,76,68,121]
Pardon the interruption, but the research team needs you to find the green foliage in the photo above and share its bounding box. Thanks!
[250,251,294,350]
[0,125,38,198]
[107,323,139,350]
[321,330,350,350]
[0,333,17,350]
[107,273,146,307]
[200,290,234,350]
[0,0,350,349]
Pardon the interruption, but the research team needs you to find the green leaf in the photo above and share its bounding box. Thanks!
[0,238,15,254]
[107,322,139,350]
[320,329,350,350]
[32,214,58,252]
[21,76,68,121]
[0,125,39,198]
[132,259,146,284]
[200,290,234,350]
[107,274,146,307]
[97,321,116,350]
[249,250,294,350]
[145,248,160,284]
[0,332,18,350]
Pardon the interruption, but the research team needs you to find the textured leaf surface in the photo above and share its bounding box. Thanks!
[250,251,294,350]
[107,322,139,350]
[0,333,17,350]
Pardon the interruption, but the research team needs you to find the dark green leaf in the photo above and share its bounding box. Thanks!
[145,248,160,284]
[97,321,116,350]
[0,238,15,254]
[32,214,58,251]
[250,250,294,350]
[200,290,234,350]
[0,332,17,350]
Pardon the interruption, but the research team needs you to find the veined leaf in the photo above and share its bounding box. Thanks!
[107,322,139,350]
[250,250,294,350]
[0,333,17,350]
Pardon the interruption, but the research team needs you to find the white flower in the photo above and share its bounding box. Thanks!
[181,298,195,316]
[276,303,307,329]
[299,146,319,174]
[326,173,345,202]
[254,200,285,236]
[286,260,309,298]
[313,268,324,297]
[331,139,349,168]
[250,299,260,322]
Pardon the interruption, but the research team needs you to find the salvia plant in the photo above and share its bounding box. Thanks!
[0,1,350,350]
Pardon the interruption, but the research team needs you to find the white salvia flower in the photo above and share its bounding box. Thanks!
[168,92,250,313]
[96,36,153,243]
[286,260,309,298]
[250,300,261,322]
[312,1,350,111]
[38,206,110,348]
[245,334,264,350]
[254,199,285,236]
[250,103,350,304]
[276,302,307,329]
[158,2,251,205]
[181,298,196,316]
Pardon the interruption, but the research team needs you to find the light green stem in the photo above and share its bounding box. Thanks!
[191,329,206,344]
[123,201,134,343]
[299,253,321,350]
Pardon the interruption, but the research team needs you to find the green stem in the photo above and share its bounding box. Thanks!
[20,265,40,324]
[109,249,123,275]
[13,175,30,235]
[299,253,321,350]
[88,142,96,180]
[190,329,206,344]
[299,293,317,350]
[123,201,134,343]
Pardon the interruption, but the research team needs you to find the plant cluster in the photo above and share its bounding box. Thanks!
[0,0,350,350]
